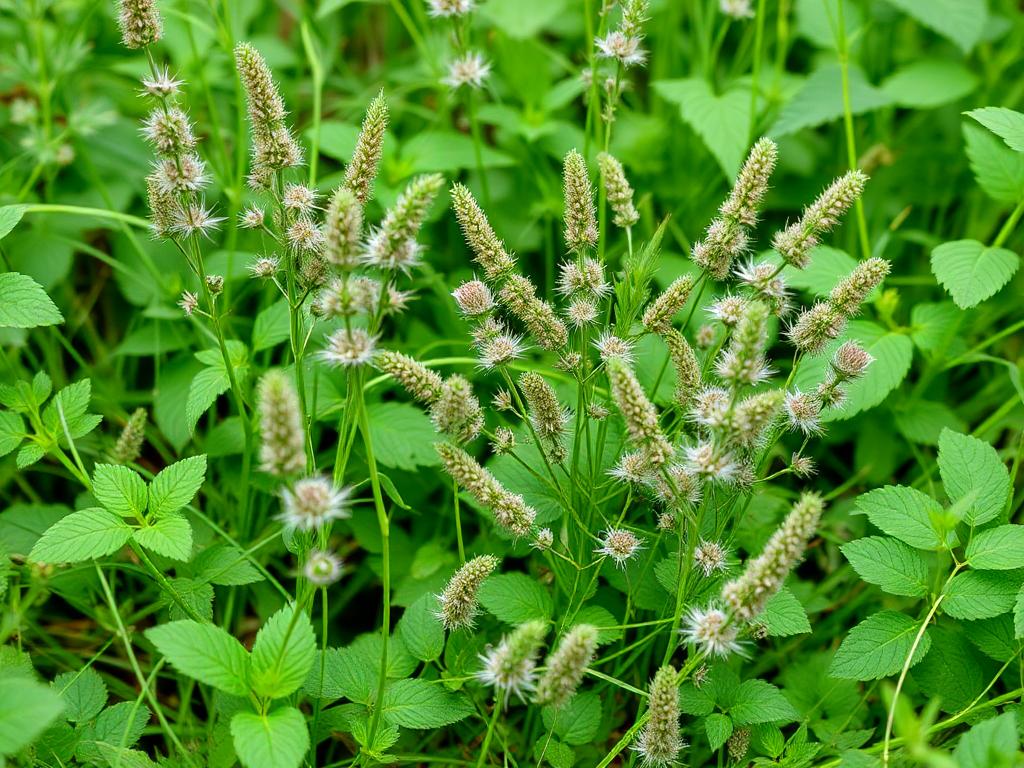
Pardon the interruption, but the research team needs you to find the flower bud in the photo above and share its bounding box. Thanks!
[642,275,695,334]
[452,280,495,316]
[563,149,598,254]
[437,554,499,630]
[451,183,517,281]
[606,358,673,467]
[112,407,147,465]
[257,370,306,477]
[345,92,388,204]
[118,0,162,49]
[633,665,684,767]
[436,443,537,537]
[535,624,598,708]
[598,152,639,228]
[375,350,444,404]
[430,375,484,443]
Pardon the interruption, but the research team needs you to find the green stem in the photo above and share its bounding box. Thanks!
[835,0,870,261]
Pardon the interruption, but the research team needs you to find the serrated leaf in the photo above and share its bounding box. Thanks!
[854,485,949,551]
[966,525,1024,570]
[954,712,1018,768]
[886,0,987,53]
[146,620,251,697]
[0,411,25,458]
[968,106,1024,152]
[52,668,107,723]
[231,707,309,768]
[829,611,931,681]
[541,691,602,746]
[1015,587,1024,639]
[148,455,207,517]
[759,588,811,636]
[0,677,65,755]
[366,402,441,471]
[251,604,317,699]
[381,678,473,729]
[92,464,148,518]
[841,536,929,597]
[728,679,798,725]
[0,272,63,328]
[943,570,1024,620]
[931,239,1019,310]
[963,123,1024,203]
[193,543,264,586]
[911,626,987,714]
[705,712,733,751]
[29,507,132,564]
[937,429,1010,526]
[478,572,553,624]
[0,205,26,241]
[396,594,445,662]
[132,514,193,561]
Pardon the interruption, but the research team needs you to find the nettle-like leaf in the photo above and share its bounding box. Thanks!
[186,342,249,433]
[29,508,132,564]
[943,570,1024,620]
[148,455,207,517]
[840,536,930,597]
[937,429,1010,526]
[42,379,102,442]
[478,572,553,624]
[250,604,317,699]
[853,485,953,551]
[968,106,1024,152]
[704,712,732,751]
[230,706,309,768]
[930,239,1020,310]
[886,0,988,53]
[963,123,1024,203]
[0,676,65,757]
[132,514,193,561]
[0,411,26,458]
[541,691,602,746]
[829,611,932,681]
[954,711,1019,768]
[965,525,1024,570]
[52,667,108,723]
[146,620,251,697]
[396,594,444,663]
[0,272,64,329]
[92,464,148,519]
[759,588,811,637]
[380,678,474,729]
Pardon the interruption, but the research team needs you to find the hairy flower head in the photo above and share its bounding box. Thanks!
[437,554,499,631]
[535,624,599,708]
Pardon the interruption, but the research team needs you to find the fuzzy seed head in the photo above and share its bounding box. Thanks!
[784,390,822,435]
[345,93,388,204]
[364,173,444,271]
[566,297,600,329]
[519,372,569,442]
[663,330,701,409]
[240,206,265,229]
[787,302,843,355]
[643,275,695,333]
[452,280,495,316]
[258,371,306,477]
[832,340,873,380]
[828,257,890,317]
[286,216,325,252]
[476,619,548,705]
[684,441,737,484]
[451,183,517,280]
[633,665,684,767]
[280,477,351,531]
[112,407,148,465]
[607,358,673,467]
[649,463,702,509]
[715,300,771,387]
[535,624,599,708]
[436,443,537,537]
[178,291,199,316]
[681,605,741,657]
[320,328,378,367]
[443,52,491,89]
[694,540,728,577]
[118,0,162,48]
[595,30,647,67]
[598,152,640,228]
[235,42,303,173]
[375,350,444,403]
[691,386,731,429]
[304,549,343,586]
[437,554,499,631]
[142,108,195,156]
[322,187,363,268]
[692,218,747,280]
[141,65,183,99]
[499,275,569,350]
[563,150,598,254]
[596,528,644,567]
[430,375,484,443]
[478,331,527,369]
[731,389,784,446]
[720,138,777,227]
[609,450,654,485]
[491,426,516,455]
[720,0,754,18]
[152,154,209,194]
[594,331,635,364]
[772,170,867,269]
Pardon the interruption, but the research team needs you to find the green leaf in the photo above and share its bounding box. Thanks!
[193,543,264,586]
[829,611,932,681]
[893,400,966,446]
[931,239,1019,310]
[911,626,987,714]
[186,366,230,431]
[148,455,207,517]
[0,272,63,328]
[938,429,1010,526]
[963,123,1024,203]
[251,604,317,699]
[396,594,445,662]
[759,588,811,636]
[728,679,798,725]
[886,0,987,53]
[954,712,1018,768]
[880,59,977,108]
[966,525,1024,570]
[705,713,733,751]
[478,572,553,624]
[533,738,575,768]
[231,707,309,768]
[79,701,150,757]
[541,691,602,746]
[652,78,750,177]
[0,411,25,458]
[943,570,1024,620]
[0,205,26,241]
[0,676,64,756]
[381,678,473,729]
[968,107,1024,152]
[777,246,860,297]
[252,299,290,351]
[132,514,193,561]
[52,668,107,723]
[29,507,132,564]
[164,577,214,622]
[770,64,892,137]
[92,464,148,518]
[43,379,100,440]
[854,485,949,551]
[841,536,930,597]
[146,620,251,697]
[1015,586,1024,639]
[366,402,441,471]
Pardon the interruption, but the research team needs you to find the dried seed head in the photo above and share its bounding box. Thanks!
[283,184,318,215]
[437,554,500,631]
[499,275,569,350]
[519,372,569,443]
[476,619,548,705]
[720,138,777,227]
[728,727,752,763]
[566,297,600,329]
[722,492,824,622]
[436,443,537,537]
[693,540,728,577]
[533,528,554,550]
[112,407,147,465]
[257,370,306,477]
[784,390,822,435]
[376,349,445,404]
[280,477,352,531]
[452,280,495,316]
[152,154,209,194]
[430,375,484,443]
[535,624,599,708]
[493,389,514,411]
[443,52,491,89]
[681,605,741,657]
[684,441,737,484]
[598,152,640,228]
[304,549,343,586]
[606,358,673,467]
[118,0,162,49]
[563,150,598,254]
[772,170,868,269]
[828,257,890,317]
[178,290,199,315]
[320,328,377,367]
[240,206,265,229]
[609,450,654,484]
[790,453,816,478]
[364,173,444,271]
[643,274,695,333]
[345,92,388,204]
[595,528,644,567]
[286,216,324,252]
[249,255,280,279]
[663,330,701,410]
[451,183,517,280]
[633,665,684,767]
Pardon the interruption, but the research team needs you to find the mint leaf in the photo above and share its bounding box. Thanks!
[29,508,132,564]
[841,536,930,597]
[938,430,1010,526]
[148,455,207,517]
[396,594,444,663]
[0,411,25,458]
[0,677,65,755]
[132,514,193,561]
[931,239,1019,310]
[966,525,1024,570]
[759,588,811,636]
[854,485,950,551]
[52,668,107,723]
[728,679,798,725]
[251,604,317,699]
[541,691,602,746]
[705,712,733,751]
[943,570,1024,620]
[0,272,63,328]
[829,611,931,681]
[231,706,309,768]
[478,572,553,624]
[92,464,148,518]
[381,678,473,729]
[146,620,251,696]
[886,0,987,53]
[968,106,1024,152]
[954,711,1018,768]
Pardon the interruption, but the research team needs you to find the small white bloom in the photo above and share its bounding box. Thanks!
[240,206,265,229]
[283,184,318,215]
[141,65,185,98]
[681,605,742,657]
[443,52,491,89]
[320,328,378,367]
[280,477,352,531]
[427,0,474,17]
[595,528,644,568]
[178,291,199,316]
[684,442,737,484]
[693,540,728,577]
[594,331,635,364]
[595,31,647,67]
[707,295,747,326]
[172,201,224,238]
[784,390,822,435]
[478,333,526,369]
[720,0,754,19]
[304,549,344,585]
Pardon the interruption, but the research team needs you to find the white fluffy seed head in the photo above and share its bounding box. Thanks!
[280,477,351,531]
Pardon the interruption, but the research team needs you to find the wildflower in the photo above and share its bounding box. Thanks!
[320,328,378,367]
[596,529,644,567]
[117,0,162,49]
[790,453,816,478]
[257,370,306,477]
[491,426,516,455]
[153,154,209,193]
[772,170,868,269]
[437,554,500,630]
[286,216,324,252]
[735,259,789,315]
[694,540,728,577]
[828,257,890,317]
[376,350,444,403]
[607,358,673,467]
[695,324,716,348]
[430,375,484,443]
[595,30,647,67]
[535,624,599,708]
[498,275,569,350]
[566,297,600,328]
[832,340,873,380]
[249,255,280,279]
[436,443,537,537]
[533,528,554,550]
[235,42,303,172]
[478,331,526,369]
[731,389,783,446]
[112,408,147,465]
[283,184,318,215]
[722,492,824,622]
[657,512,676,531]
[609,450,653,484]
[477,620,548,705]
[643,275,695,333]
[720,137,777,226]
[427,0,475,16]
[787,301,843,355]
[692,664,709,688]
[240,206,265,229]
[633,665,684,767]
[663,330,701,409]
[588,403,610,420]
[364,173,444,271]
[598,152,640,228]
[684,441,738,484]
[443,52,491,89]
[563,150,598,254]
[141,108,196,156]
[649,463,702,508]
[280,477,351,531]
[715,300,771,387]
[451,183,517,280]
[345,92,388,204]
[784,390,822,435]
[178,291,199,316]
[141,65,184,98]
[728,728,752,764]
[519,373,569,443]
[492,389,514,411]
[691,386,731,428]
[452,280,495,316]
[594,331,635,364]
[681,605,741,657]
[707,295,747,327]
[304,549,343,586]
